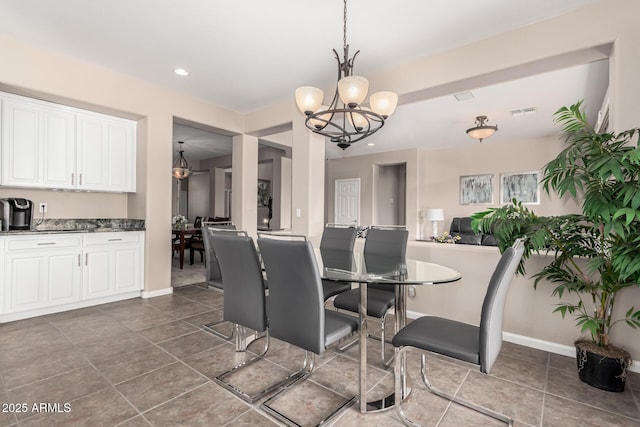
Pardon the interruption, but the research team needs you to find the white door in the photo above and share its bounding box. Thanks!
[335,178,360,226]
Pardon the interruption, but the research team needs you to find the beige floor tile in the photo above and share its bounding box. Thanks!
[77,329,151,363]
[144,382,249,427]
[156,330,225,359]
[137,319,199,343]
[19,387,137,427]
[115,362,207,412]
[7,366,110,420]
[546,367,639,419]
[92,345,176,384]
[542,394,640,426]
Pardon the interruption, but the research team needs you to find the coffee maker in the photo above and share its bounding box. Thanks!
[0,198,33,231]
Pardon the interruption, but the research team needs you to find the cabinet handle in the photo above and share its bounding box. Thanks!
[71,173,75,185]
[108,238,123,241]
[77,254,81,267]
[79,173,83,185]
[37,242,56,246]
[85,254,88,265]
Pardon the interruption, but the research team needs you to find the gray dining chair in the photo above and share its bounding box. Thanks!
[206,231,301,403]
[333,226,408,365]
[257,235,359,427]
[319,224,357,301]
[391,239,525,426]
[201,222,236,289]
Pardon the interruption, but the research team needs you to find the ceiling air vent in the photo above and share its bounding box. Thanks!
[511,107,537,117]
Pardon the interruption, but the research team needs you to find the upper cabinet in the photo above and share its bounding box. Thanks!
[0,92,136,192]
[77,112,136,192]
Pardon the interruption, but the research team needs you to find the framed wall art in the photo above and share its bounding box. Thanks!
[460,174,494,205]
[500,171,540,204]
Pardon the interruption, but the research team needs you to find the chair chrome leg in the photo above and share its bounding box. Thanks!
[203,319,235,341]
[394,347,419,427]
[394,350,513,426]
[261,351,356,426]
[215,331,286,403]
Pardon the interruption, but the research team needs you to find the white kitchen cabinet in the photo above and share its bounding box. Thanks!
[2,235,82,314]
[0,92,136,192]
[1,96,76,189]
[77,112,136,192]
[0,231,144,321]
[83,232,143,300]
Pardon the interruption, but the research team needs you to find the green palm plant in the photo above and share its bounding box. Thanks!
[472,101,640,351]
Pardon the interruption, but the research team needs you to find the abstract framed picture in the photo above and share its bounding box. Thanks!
[500,171,540,204]
[460,174,494,205]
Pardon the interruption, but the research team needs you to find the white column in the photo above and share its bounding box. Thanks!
[232,134,258,237]
[291,110,325,240]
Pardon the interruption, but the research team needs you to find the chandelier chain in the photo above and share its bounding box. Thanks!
[343,0,347,49]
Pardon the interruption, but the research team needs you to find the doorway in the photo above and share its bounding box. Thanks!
[375,163,406,226]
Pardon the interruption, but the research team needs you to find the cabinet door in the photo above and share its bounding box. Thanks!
[114,245,142,292]
[41,109,76,189]
[105,120,136,192]
[83,249,114,299]
[76,115,108,190]
[1,99,41,186]
[4,253,46,312]
[77,113,136,192]
[4,249,81,313]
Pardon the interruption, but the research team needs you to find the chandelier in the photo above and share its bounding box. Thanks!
[294,0,398,150]
[466,116,498,143]
[172,141,191,179]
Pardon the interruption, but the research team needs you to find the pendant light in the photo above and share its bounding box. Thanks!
[172,141,191,179]
[466,116,498,143]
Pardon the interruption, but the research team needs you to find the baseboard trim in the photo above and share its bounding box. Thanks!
[141,287,173,299]
[406,309,640,373]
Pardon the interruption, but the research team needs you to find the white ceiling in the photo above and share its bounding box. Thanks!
[0,0,608,160]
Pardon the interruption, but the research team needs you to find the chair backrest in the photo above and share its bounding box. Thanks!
[364,227,408,290]
[479,239,525,373]
[320,225,357,252]
[194,216,203,229]
[202,224,238,288]
[257,237,325,355]
[209,232,267,333]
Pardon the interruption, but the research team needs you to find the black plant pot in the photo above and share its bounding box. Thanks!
[576,343,630,392]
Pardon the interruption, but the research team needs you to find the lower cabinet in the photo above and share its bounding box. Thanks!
[1,231,144,320]
[3,236,82,314]
[83,232,143,300]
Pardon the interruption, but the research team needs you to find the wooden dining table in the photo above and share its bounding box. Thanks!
[317,248,461,413]
[172,227,201,269]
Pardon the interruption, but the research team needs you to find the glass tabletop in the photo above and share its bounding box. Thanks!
[316,248,461,285]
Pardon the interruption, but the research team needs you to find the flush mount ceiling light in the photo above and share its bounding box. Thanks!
[295,0,398,150]
[466,115,498,143]
[173,68,190,76]
[172,141,191,179]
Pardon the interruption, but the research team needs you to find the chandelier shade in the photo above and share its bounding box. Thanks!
[172,141,191,179]
[294,0,397,150]
[466,115,498,142]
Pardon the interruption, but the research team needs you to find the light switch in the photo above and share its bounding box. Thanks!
[296,208,301,218]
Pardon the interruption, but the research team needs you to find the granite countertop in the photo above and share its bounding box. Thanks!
[0,218,145,235]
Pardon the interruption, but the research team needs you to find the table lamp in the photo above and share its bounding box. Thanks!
[425,208,445,237]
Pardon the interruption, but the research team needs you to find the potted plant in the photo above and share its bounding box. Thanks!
[472,101,640,392]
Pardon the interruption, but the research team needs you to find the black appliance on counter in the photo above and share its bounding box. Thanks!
[0,198,33,231]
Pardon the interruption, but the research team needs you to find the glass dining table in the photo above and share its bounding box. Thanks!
[316,248,462,413]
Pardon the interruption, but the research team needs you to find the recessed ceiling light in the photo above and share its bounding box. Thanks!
[454,91,474,101]
[367,142,375,146]
[174,68,190,76]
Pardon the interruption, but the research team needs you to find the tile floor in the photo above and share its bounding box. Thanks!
[0,284,639,427]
